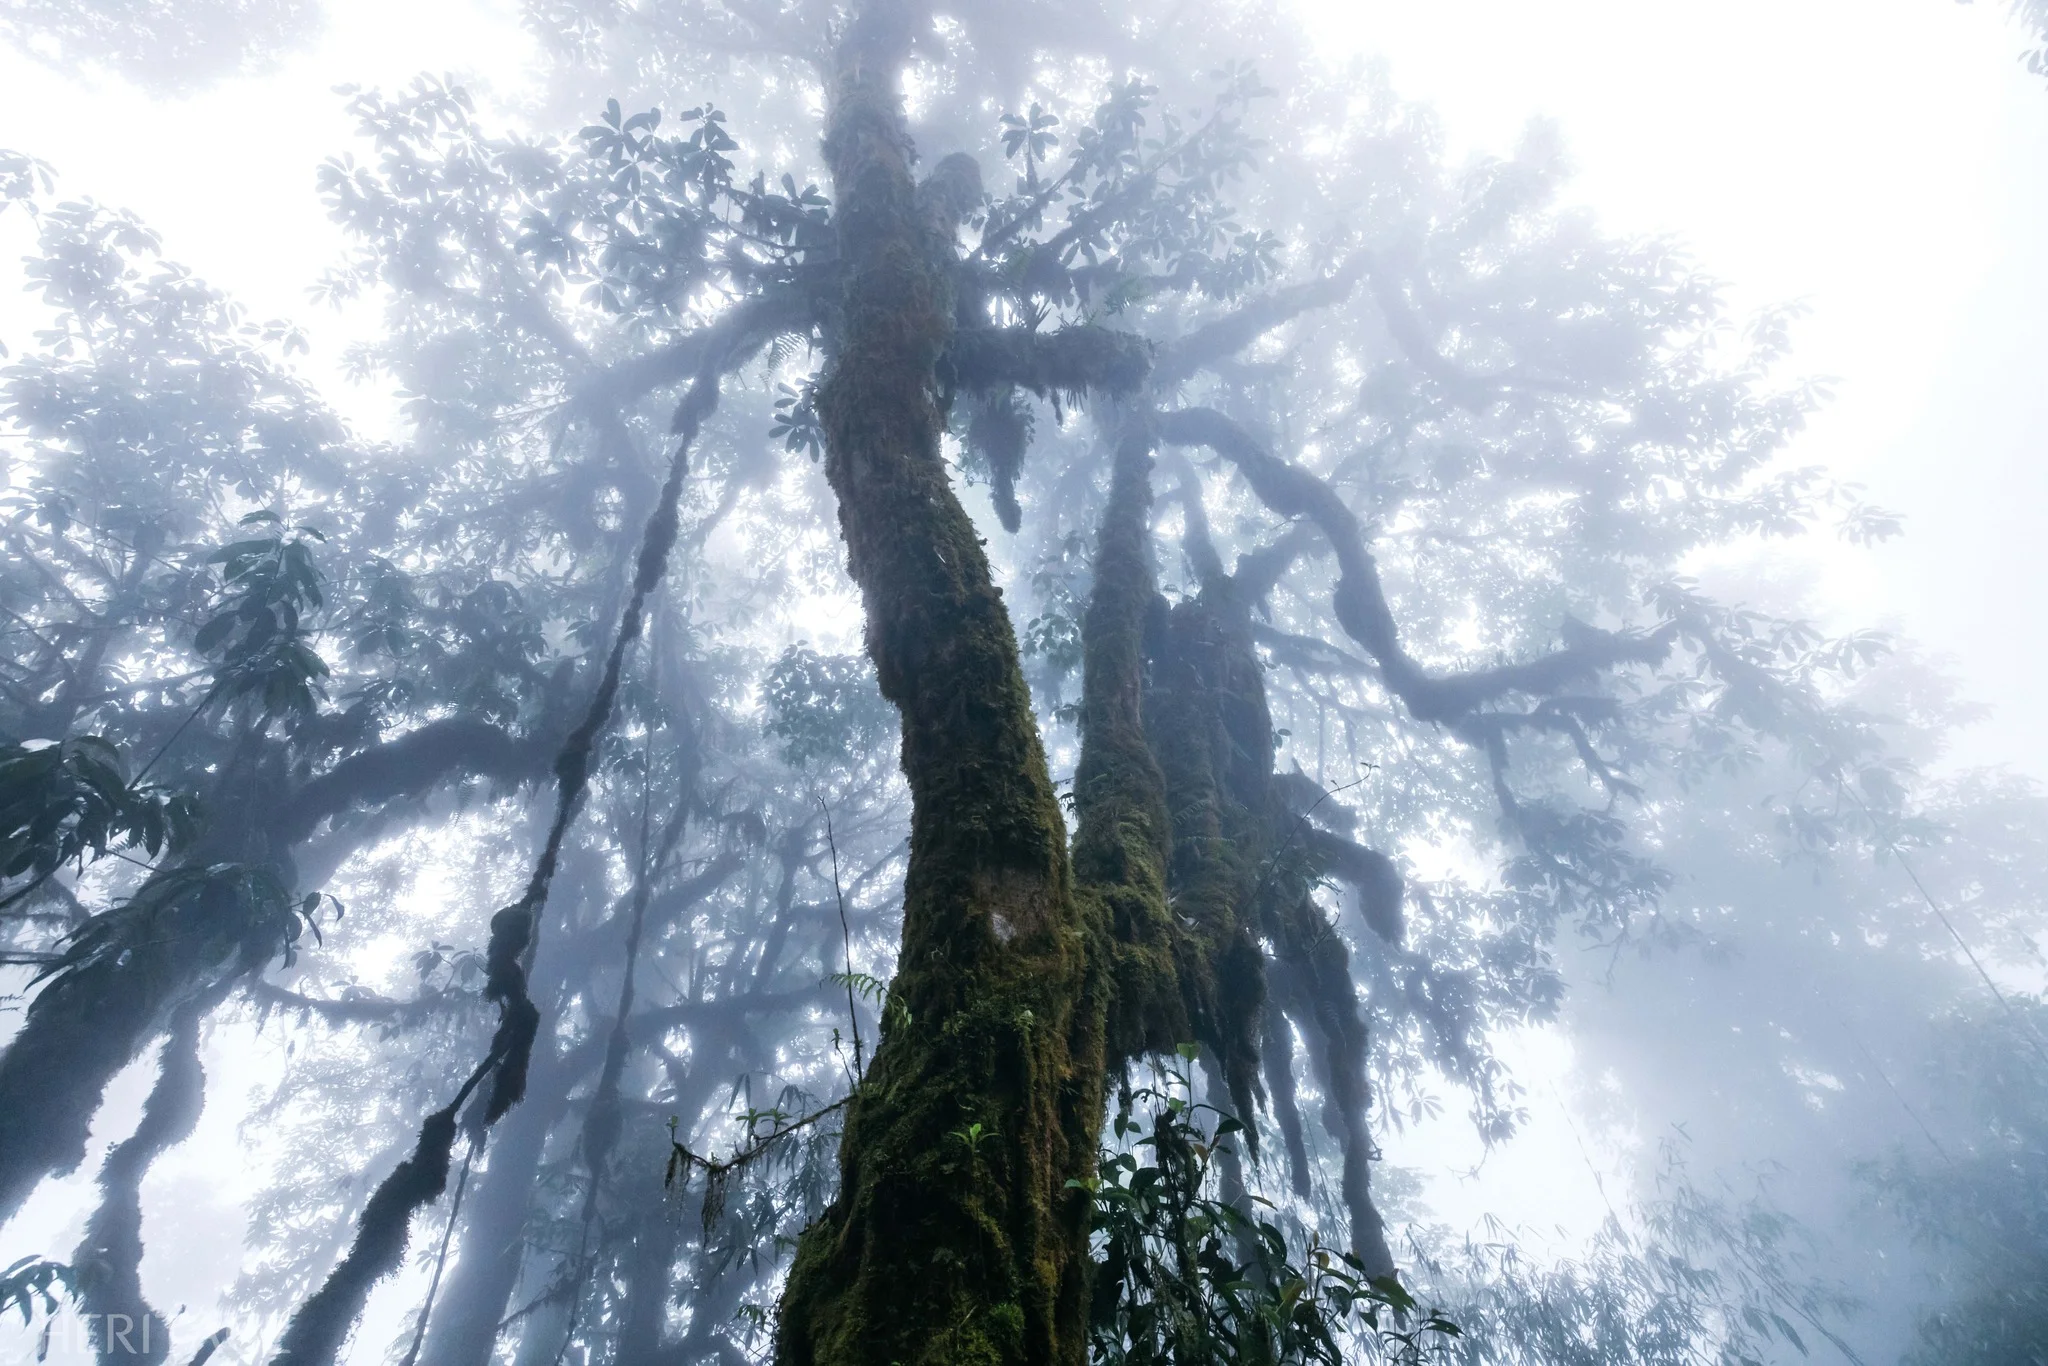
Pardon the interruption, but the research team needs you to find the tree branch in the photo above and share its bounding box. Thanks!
[278,718,546,847]
[246,980,476,1030]
[1156,405,1673,723]
[1362,253,1558,411]
[1150,255,1367,388]
[564,287,813,419]
[947,323,1152,399]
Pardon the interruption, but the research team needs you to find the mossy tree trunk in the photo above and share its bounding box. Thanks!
[1069,414,1182,1063]
[773,5,1107,1363]
[774,9,1414,1357]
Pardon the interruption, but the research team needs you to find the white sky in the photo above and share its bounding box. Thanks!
[1,0,2045,1354]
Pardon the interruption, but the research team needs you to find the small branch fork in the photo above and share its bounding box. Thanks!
[664,1094,853,1233]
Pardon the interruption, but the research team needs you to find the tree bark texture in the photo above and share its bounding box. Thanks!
[773,6,1107,1363]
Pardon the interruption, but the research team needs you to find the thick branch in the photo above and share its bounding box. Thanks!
[279,719,544,846]
[566,288,811,417]
[1362,254,1560,411]
[1072,413,1182,1058]
[1159,453,1225,592]
[948,323,1152,399]
[1156,405,1673,723]
[1304,829,1404,944]
[1252,624,1374,680]
[1150,256,1367,388]
[1232,522,1318,604]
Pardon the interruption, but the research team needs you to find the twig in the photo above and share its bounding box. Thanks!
[665,1096,852,1233]
[819,796,865,1082]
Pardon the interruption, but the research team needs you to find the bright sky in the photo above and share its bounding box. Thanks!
[1,0,2045,1349]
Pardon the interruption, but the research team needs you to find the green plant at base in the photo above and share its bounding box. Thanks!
[1083,1061,1458,1366]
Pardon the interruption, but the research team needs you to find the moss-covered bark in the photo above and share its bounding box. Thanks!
[1262,894,1396,1277]
[1143,577,1273,1128]
[1141,480,1399,1275]
[773,6,1105,1363]
[1069,416,1182,1061]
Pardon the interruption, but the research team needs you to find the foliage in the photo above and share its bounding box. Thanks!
[195,511,332,721]
[1408,1140,1859,1366]
[0,0,321,93]
[0,4,2040,1366]
[762,646,896,770]
[1086,1061,1459,1366]
[0,1256,72,1328]
[0,736,196,889]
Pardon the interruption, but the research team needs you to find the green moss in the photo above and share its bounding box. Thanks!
[774,11,1104,1363]
[1070,419,1184,1062]
[1143,582,1272,1127]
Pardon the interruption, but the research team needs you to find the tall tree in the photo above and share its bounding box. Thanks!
[6,4,2031,1366]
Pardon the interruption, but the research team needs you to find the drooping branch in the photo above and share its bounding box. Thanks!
[268,300,775,1366]
[964,387,1034,532]
[1300,827,1405,945]
[476,299,780,1133]
[1156,405,1674,723]
[953,323,1153,533]
[1262,902,1396,1278]
[1261,998,1313,1199]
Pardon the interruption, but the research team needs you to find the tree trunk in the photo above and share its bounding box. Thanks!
[772,5,1106,1362]
[70,993,213,1366]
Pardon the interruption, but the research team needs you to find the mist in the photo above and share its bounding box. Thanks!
[1,3,2045,1364]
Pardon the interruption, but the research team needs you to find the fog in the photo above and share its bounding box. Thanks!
[0,3,2043,1364]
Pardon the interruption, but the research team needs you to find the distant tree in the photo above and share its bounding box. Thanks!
[1881,1002,2048,1364]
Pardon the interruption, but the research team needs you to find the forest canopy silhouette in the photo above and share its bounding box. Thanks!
[2,2,2046,1364]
